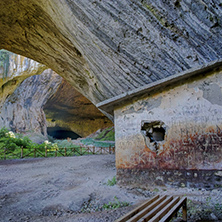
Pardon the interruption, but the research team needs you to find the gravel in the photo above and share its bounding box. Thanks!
[0,155,221,222]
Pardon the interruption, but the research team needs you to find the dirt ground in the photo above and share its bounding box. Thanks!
[0,154,222,222]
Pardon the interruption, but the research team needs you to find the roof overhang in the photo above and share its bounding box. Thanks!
[97,59,222,115]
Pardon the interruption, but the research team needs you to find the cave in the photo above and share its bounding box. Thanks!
[47,126,81,140]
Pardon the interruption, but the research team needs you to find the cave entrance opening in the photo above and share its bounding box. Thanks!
[47,126,81,140]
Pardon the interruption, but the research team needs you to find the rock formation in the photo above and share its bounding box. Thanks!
[0,51,113,141]
[44,80,113,137]
[0,0,221,108]
[0,69,62,141]
[0,50,46,108]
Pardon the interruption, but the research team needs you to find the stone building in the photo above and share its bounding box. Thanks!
[98,60,222,188]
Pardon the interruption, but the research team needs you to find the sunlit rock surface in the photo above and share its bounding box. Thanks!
[0,0,221,107]
[0,51,112,140]
[0,70,61,139]
[0,50,46,108]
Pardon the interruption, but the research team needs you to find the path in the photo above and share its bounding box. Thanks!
[0,155,221,221]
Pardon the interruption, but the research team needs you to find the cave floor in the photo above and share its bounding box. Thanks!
[0,155,221,222]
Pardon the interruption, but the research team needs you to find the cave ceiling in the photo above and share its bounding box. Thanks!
[0,0,221,107]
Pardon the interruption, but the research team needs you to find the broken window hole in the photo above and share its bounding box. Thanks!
[141,121,166,142]
[146,126,165,142]
[141,121,166,154]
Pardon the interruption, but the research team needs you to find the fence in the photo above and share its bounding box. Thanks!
[0,145,115,160]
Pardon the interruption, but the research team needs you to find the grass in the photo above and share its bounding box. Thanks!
[185,198,222,221]
[102,196,129,210]
[94,127,115,141]
[80,138,114,148]
[153,188,159,192]
[80,196,129,213]
[0,127,115,160]
[107,176,116,186]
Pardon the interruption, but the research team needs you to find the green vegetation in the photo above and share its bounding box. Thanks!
[94,127,115,141]
[0,127,85,159]
[0,127,60,159]
[153,188,159,192]
[102,196,129,210]
[0,127,40,150]
[0,49,11,80]
[0,127,115,160]
[54,139,80,149]
[80,196,129,213]
[80,127,115,148]
[106,176,117,186]
[186,198,222,221]
[215,203,222,211]
[81,138,114,148]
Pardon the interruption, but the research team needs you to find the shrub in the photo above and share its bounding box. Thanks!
[0,128,55,151]
[95,127,115,141]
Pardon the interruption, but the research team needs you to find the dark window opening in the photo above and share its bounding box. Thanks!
[47,127,81,140]
[141,121,166,142]
[147,127,165,142]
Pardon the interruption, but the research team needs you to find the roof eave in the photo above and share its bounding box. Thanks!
[97,59,222,115]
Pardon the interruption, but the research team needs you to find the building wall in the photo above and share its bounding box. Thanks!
[115,69,222,188]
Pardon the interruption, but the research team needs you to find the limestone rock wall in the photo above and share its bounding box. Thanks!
[0,50,46,108]
[0,69,62,138]
[0,1,221,106]
[0,51,113,140]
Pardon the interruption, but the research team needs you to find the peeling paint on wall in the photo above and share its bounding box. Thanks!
[199,83,222,106]
[115,69,222,188]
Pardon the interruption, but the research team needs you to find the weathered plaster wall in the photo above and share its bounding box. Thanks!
[115,68,222,188]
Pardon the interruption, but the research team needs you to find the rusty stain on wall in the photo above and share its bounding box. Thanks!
[114,69,222,188]
[120,125,222,170]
